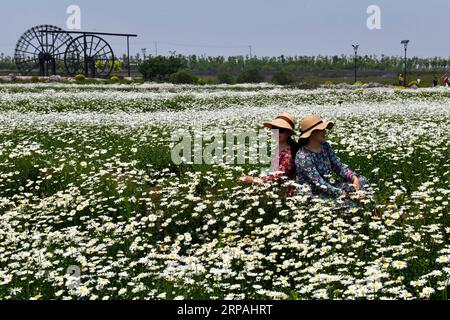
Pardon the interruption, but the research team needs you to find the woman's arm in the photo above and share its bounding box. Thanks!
[295,151,344,198]
[325,142,355,181]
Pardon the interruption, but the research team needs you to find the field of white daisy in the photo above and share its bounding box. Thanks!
[0,83,449,300]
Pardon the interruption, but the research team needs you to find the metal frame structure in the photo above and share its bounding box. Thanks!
[42,30,137,77]
[14,25,137,77]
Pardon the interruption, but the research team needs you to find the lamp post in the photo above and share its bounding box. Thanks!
[401,40,409,86]
[352,44,359,84]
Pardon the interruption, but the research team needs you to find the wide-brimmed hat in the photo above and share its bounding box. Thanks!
[263,113,296,134]
[298,114,334,139]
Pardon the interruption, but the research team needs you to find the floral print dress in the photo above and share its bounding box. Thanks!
[294,141,369,199]
[261,145,296,182]
[260,145,296,196]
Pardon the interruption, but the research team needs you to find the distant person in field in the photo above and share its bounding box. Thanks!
[240,113,299,196]
[294,115,370,201]
[398,73,405,86]
[433,77,438,87]
[398,73,404,86]
[443,75,449,87]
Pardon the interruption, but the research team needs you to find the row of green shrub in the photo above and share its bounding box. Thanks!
[137,55,299,85]
[154,68,301,85]
[23,70,318,87]
[171,68,317,86]
[18,72,391,87]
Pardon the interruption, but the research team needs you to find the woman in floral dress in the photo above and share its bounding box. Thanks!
[240,113,298,196]
[294,115,370,202]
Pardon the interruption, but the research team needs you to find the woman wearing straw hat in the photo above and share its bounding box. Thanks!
[295,114,370,200]
[240,113,299,194]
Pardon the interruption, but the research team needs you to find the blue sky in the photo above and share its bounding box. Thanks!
[1,0,449,58]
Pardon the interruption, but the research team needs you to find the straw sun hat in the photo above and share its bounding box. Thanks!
[263,113,296,134]
[298,114,334,139]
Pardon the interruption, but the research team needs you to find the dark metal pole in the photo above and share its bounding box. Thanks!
[404,45,407,86]
[352,44,359,84]
[39,54,45,76]
[83,34,88,77]
[127,36,131,78]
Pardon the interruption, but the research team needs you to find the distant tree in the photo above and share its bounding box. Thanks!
[272,70,295,85]
[169,69,198,84]
[138,55,186,81]
[237,67,264,83]
[216,71,235,84]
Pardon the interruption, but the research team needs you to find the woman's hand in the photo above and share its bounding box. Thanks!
[239,175,263,185]
[352,176,362,191]
[344,190,367,200]
[239,175,254,184]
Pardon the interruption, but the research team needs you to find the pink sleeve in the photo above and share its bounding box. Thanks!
[260,149,293,182]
